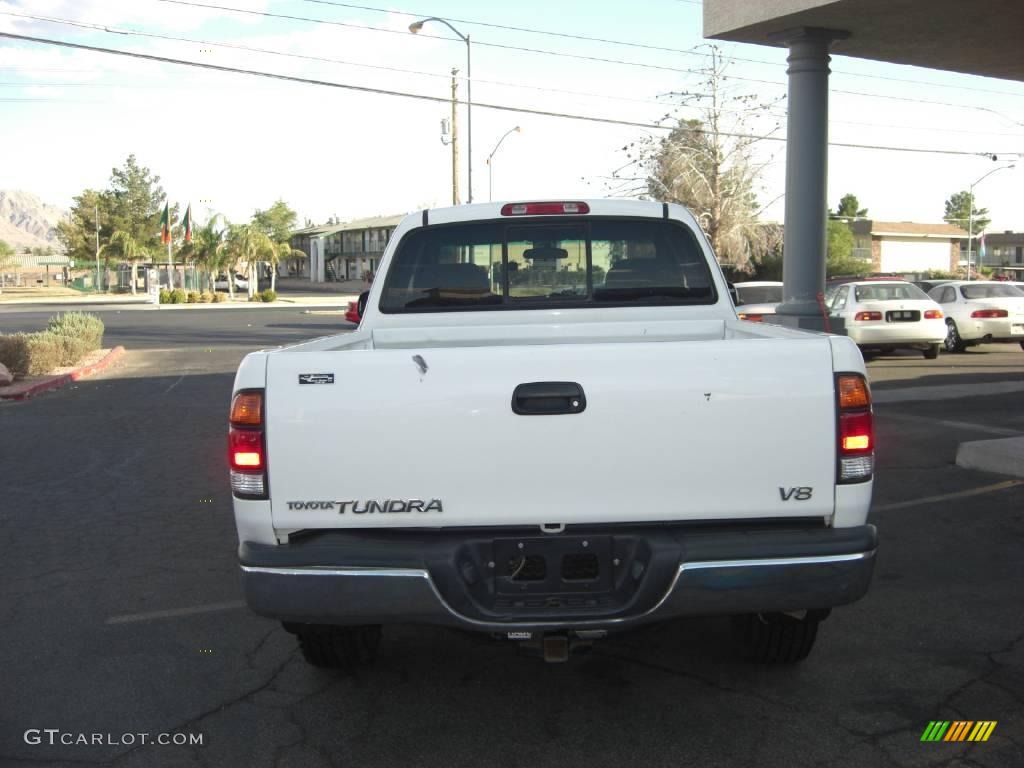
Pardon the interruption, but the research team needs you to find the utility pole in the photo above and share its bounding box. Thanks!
[450,67,460,206]
[94,202,101,292]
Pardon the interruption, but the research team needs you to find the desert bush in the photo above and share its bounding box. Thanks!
[212,292,228,303]
[46,312,104,348]
[170,288,187,304]
[0,333,31,375]
[199,291,214,303]
[186,291,200,304]
[260,289,277,302]
[159,289,172,304]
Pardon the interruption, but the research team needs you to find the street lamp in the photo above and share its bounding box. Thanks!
[966,164,1014,280]
[410,17,473,203]
[486,126,521,202]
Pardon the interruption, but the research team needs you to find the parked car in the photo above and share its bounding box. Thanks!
[825,280,946,359]
[733,281,783,321]
[344,300,361,324]
[214,273,249,291]
[912,279,954,294]
[927,281,1024,352]
[229,199,877,668]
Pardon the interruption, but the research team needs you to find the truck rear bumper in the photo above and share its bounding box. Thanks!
[239,523,876,632]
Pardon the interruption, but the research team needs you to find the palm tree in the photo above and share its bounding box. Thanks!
[183,215,227,293]
[226,224,274,298]
[100,230,148,295]
[0,239,15,293]
[270,241,305,292]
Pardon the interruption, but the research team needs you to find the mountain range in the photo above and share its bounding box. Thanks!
[0,190,67,253]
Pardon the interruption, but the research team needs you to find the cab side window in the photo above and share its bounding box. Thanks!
[830,286,848,311]
[937,286,955,304]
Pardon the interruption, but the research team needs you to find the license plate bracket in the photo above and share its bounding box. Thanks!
[493,535,613,595]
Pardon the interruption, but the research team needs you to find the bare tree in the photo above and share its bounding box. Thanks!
[605,46,782,272]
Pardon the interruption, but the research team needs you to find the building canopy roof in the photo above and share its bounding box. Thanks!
[291,213,407,239]
[705,0,1024,81]
[850,220,969,239]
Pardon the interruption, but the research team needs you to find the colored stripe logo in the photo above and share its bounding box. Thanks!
[921,721,997,742]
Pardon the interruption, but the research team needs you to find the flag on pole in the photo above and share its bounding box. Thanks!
[159,203,171,244]
[978,232,986,267]
[182,203,193,244]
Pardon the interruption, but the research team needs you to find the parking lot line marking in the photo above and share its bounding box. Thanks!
[874,479,1023,512]
[881,412,1023,437]
[163,374,186,395]
[106,600,247,625]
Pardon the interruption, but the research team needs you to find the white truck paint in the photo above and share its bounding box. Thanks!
[230,199,878,666]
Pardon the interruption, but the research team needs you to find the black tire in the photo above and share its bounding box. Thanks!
[294,625,382,669]
[924,343,940,360]
[731,610,827,664]
[944,320,967,353]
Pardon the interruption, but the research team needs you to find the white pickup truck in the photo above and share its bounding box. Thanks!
[229,199,877,666]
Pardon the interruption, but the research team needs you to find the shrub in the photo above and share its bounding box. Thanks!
[159,289,172,304]
[170,288,187,304]
[248,294,261,302]
[187,291,200,304]
[199,291,214,303]
[260,289,277,303]
[46,312,104,348]
[212,292,228,303]
[52,333,91,366]
[0,333,31,375]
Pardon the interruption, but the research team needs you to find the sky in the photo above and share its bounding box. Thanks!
[1,0,1023,234]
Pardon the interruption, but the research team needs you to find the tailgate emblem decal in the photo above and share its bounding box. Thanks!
[779,487,813,501]
[286,499,443,514]
[298,373,334,385]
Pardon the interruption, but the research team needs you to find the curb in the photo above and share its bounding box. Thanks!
[0,346,126,401]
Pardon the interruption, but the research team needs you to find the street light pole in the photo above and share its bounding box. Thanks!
[410,17,472,203]
[487,126,521,202]
[966,164,1014,281]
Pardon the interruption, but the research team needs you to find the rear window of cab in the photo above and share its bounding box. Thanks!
[379,218,716,313]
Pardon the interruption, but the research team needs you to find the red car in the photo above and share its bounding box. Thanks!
[344,301,361,324]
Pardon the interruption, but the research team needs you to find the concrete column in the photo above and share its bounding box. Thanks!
[773,27,848,329]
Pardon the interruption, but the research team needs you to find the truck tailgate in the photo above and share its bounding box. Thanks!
[265,338,837,529]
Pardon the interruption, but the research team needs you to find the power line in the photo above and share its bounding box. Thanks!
[6,10,1024,138]
[152,0,1024,118]
[298,0,1024,98]
[1,31,1014,160]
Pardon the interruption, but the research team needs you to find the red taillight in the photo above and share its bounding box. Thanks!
[229,390,267,497]
[923,309,943,319]
[229,428,264,470]
[836,373,873,483]
[971,308,1008,318]
[854,311,883,321]
[840,411,873,452]
[737,312,764,322]
[500,201,590,216]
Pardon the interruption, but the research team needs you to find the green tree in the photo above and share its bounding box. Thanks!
[252,200,298,244]
[826,220,869,277]
[253,201,299,290]
[832,193,867,220]
[943,190,990,233]
[56,189,111,270]
[0,239,15,292]
[100,231,149,295]
[108,154,174,249]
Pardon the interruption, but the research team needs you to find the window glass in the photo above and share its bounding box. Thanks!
[831,286,848,311]
[961,284,1024,299]
[735,285,783,305]
[379,218,715,312]
[854,282,930,301]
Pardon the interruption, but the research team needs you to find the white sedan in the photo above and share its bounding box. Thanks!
[733,281,783,321]
[825,280,947,359]
[928,281,1024,352]
[214,273,249,291]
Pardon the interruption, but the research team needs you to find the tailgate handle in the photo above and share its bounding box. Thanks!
[512,382,586,415]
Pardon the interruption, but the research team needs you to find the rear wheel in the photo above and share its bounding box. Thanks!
[731,610,828,664]
[924,343,940,360]
[944,320,967,353]
[286,624,382,669]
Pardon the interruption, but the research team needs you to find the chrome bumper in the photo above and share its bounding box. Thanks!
[239,524,877,632]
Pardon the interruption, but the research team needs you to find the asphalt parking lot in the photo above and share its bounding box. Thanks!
[1,307,1022,768]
